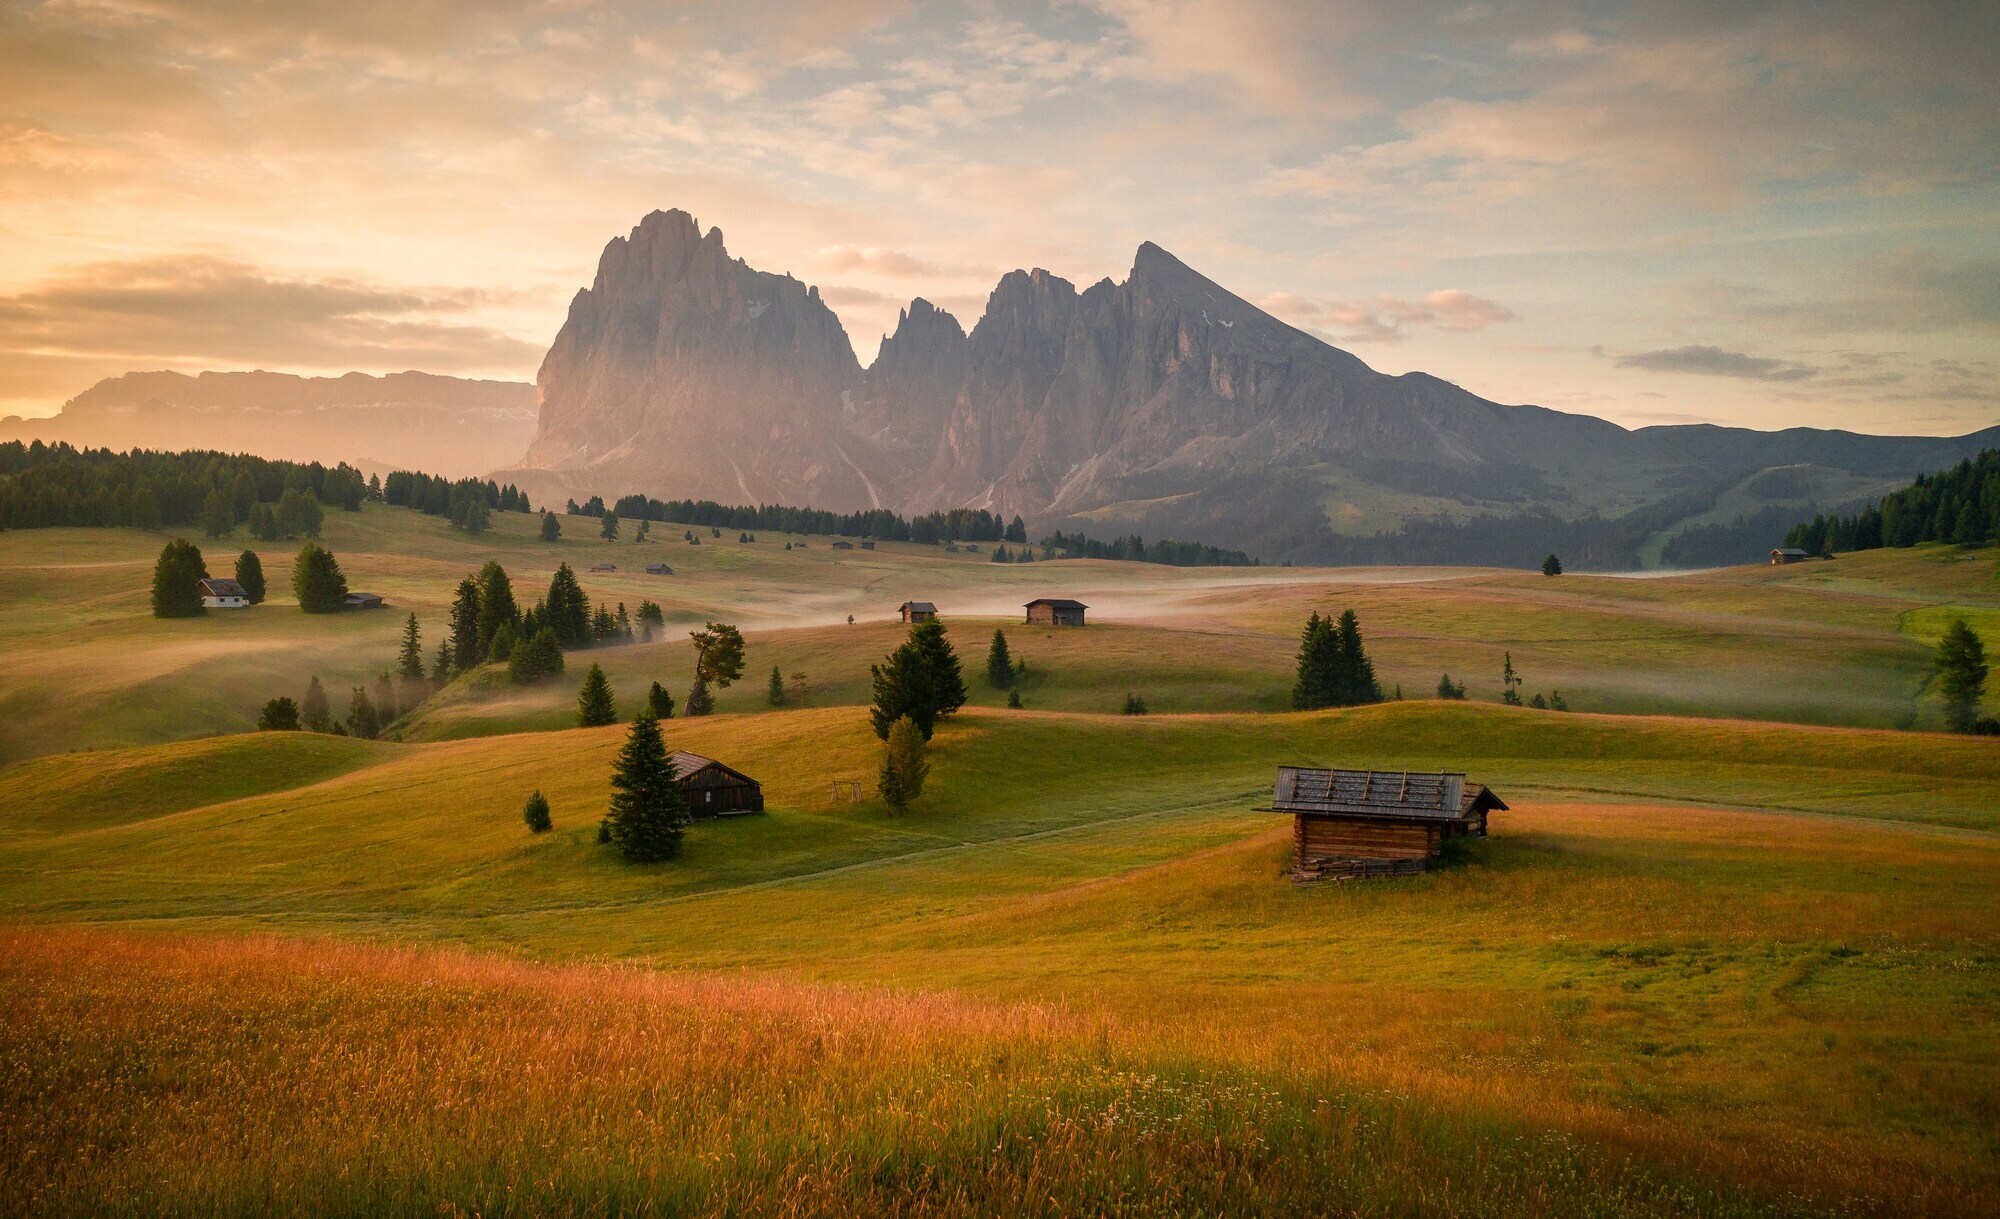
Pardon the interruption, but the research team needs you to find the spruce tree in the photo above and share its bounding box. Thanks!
[767,665,786,706]
[600,511,619,541]
[257,697,301,731]
[869,618,968,740]
[544,564,591,646]
[292,541,348,613]
[200,488,235,539]
[1122,692,1148,715]
[1542,553,1563,576]
[474,561,519,659]
[577,663,617,726]
[1291,613,1335,709]
[372,671,399,726]
[489,623,519,662]
[648,681,676,719]
[523,790,552,833]
[1331,610,1382,705]
[301,675,332,731]
[684,675,715,716]
[1501,652,1523,706]
[878,715,929,812]
[1006,688,1023,709]
[508,628,565,685]
[151,539,208,618]
[433,641,455,690]
[449,577,483,671]
[1935,619,1989,732]
[606,714,688,862]
[986,629,1015,689]
[540,511,562,541]
[235,550,265,604]
[346,687,380,740]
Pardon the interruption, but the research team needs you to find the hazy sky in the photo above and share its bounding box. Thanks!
[3,0,1996,435]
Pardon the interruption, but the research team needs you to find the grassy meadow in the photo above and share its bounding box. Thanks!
[1,506,1998,1214]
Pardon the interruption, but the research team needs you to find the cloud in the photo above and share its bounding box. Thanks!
[814,245,975,278]
[1259,288,1515,344]
[1615,345,1818,382]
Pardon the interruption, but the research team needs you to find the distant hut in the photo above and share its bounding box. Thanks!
[1025,598,1088,627]
[830,541,855,550]
[344,591,386,610]
[1769,548,1810,565]
[899,601,938,623]
[590,562,618,572]
[1268,768,1506,881]
[198,577,249,609]
[670,751,764,817]
[860,541,876,550]
[645,563,674,575]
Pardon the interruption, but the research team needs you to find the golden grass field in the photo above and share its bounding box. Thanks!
[1,506,1997,1215]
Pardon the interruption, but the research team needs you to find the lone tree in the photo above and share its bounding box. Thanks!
[767,665,786,706]
[869,618,968,740]
[292,541,349,613]
[605,714,689,862]
[1542,553,1563,577]
[600,510,620,541]
[648,681,676,719]
[522,790,553,833]
[986,629,1014,690]
[1935,619,1989,732]
[689,622,747,688]
[1501,652,1523,706]
[577,663,618,726]
[1122,692,1149,715]
[151,539,208,618]
[257,696,301,731]
[301,675,332,731]
[509,627,566,685]
[878,714,930,812]
[235,550,266,604]
[540,511,562,541]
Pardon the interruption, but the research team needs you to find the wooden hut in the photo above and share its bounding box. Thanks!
[1025,598,1088,626]
[830,541,854,550]
[1269,768,1505,881]
[645,563,674,575]
[899,601,938,623]
[1769,548,1809,565]
[670,751,764,817]
[343,591,386,610]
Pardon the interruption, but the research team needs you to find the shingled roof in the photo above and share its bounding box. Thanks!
[1270,768,1506,822]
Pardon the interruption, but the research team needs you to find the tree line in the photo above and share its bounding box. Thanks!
[1036,530,1257,568]
[573,493,1026,546]
[1784,449,2000,555]
[0,442,367,533]
[381,469,532,534]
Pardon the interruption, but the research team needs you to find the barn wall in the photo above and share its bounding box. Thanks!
[1295,816,1437,861]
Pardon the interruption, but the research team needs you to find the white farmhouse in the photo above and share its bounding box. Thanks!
[199,577,250,609]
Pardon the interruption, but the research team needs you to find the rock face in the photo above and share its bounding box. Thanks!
[8,370,535,478]
[512,210,2000,553]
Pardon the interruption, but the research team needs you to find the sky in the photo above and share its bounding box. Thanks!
[2,0,1997,436]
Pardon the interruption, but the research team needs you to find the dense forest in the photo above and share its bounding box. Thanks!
[1783,450,1999,554]
[1035,530,1256,567]
[585,493,1025,545]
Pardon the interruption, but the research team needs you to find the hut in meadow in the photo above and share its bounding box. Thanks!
[1025,597,1088,626]
[830,541,854,550]
[645,563,674,575]
[899,601,938,623]
[198,577,249,609]
[671,751,764,817]
[1268,768,1505,881]
[1769,548,1810,565]
[343,591,386,610]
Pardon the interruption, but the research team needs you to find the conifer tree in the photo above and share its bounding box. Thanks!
[1936,619,1989,732]
[684,675,715,716]
[508,628,565,685]
[432,641,455,690]
[151,539,208,618]
[1331,610,1383,705]
[235,550,265,604]
[648,681,676,719]
[986,629,1015,689]
[869,618,968,739]
[474,561,520,658]
[448,577,483,671]
[1542,553,1563,576]
[1502,652,1523,706]
[201,488,235,539]
[544,564,591,647]
[489,623,518,662]
[689,622,746,687]
[1007,688,1023,709]
[346,687,380,740]
[291,541,348,613]
[1122,691,1149,715]
[1291,612,1336,709]
[301,675,331,731]
[878,715,929,812]
[605,714,688,862]
[397,614,425,679]
[257,696,301,731]
[523,790,552,833]
[767,665,786,705]
[577,663,617,726]
[540,511,562,541]
[600,511,620,541]
[373,671,399,726]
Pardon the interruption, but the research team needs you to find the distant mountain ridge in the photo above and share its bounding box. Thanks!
[7,370,536,480]
[508,208,1999,563]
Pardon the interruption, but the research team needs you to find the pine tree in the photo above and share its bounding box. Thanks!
[616,603,632,641]
[432,641,455,690]
[200,488,235,539]
[684,675,715,716]
[1291,612,1335,709]
[878,715,930,812]
[291,541,348,613]
[489,623,518,662]
[372,671,399,726]
[346,687,380,740]
[577,663,617,726]
[1331,610,1383,706]
[544,564,591,647]
[1122,692,1148,715]
[869,618,968,740]
[600,511,620,541]
[448,577,483,671]
[301,675,331,731]
[397,614,425,679]
[1501,652,1523,706]
[1542,553,1563,576]
[606,714,688,862]
[1436,673,1467,700]
[475,562,520,659]
[235,550,265,604]
[986,629,1015,689]
[1005,515,1027,543]
[151,539,208,618]
[689,622,746,687]
[767,665,786,705]
[508,628,565,685]
[1935,619,1989,732]
[523,790,552,833]
[1006,688,1023,709]
[540,511,562,541]
[257,696,301,731]
[648,681,676,719]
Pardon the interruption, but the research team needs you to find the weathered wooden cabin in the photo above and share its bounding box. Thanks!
[830,540,855,550]
[590,562,618,572]
[1769,548,1809,565]
[1269,768,1505,881]
[645,563,674,575]
[343,591,386,610]
[860,541,876,550]
[670,751,764,817]
[1025,597,1088,626]
[899,600,938,623]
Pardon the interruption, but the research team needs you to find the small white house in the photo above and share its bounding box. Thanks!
[199,577,250,609]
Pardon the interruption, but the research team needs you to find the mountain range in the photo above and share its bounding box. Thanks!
[505,210,1999,566]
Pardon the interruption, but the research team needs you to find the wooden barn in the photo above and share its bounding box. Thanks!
[899,600,938,623]
[343,591,386,610]
[830,541,854,550]
[1769,548,1809,565]
[590,562,618,572]
[1269,768,1505,881]
[645,563,674,575]
[671,751,764,817]
[1025,597,1088,626]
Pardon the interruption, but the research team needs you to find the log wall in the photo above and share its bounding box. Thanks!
[1294,815,1438,862]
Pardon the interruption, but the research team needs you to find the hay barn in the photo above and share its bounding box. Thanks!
[1269,768,1505,881]
[671,751,764,817]
[1025,598,1087,626]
